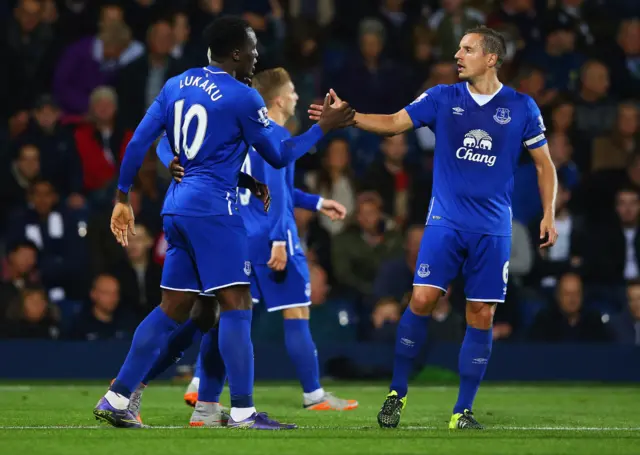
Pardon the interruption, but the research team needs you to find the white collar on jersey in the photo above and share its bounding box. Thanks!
[466,82,503,107]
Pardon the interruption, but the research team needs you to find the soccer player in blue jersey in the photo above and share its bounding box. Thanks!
[93,16,355,430]
[175,68,358,417]
[310,26,559,429]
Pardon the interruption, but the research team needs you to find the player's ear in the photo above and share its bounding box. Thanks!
[232,49,240,62]
[487,53,498,68]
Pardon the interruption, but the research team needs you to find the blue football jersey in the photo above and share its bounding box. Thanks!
[117,66,324,217]
[405,82,547,236]
[239,122,303,265]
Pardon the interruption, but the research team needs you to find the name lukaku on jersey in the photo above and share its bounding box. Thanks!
[456,129,496,167]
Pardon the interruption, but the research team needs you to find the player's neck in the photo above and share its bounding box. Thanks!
[208,60,237,78]
[268,108,289,127]
[466,74,502,96]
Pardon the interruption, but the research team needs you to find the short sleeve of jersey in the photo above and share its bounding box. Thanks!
[404,84,444,129]
[238,88,273,140]
[522,96,547,150]
[146,85,167,121]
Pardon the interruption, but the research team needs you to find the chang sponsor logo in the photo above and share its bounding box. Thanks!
[456,129,496,167]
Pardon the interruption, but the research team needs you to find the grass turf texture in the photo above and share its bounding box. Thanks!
[0,383,638,454]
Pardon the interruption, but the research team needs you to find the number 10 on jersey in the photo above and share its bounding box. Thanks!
[174,99,208,160]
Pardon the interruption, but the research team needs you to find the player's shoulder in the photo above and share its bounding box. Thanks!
[501,85,539,110]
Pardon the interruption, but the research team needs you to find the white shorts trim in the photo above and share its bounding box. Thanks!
[467,298,505,303]
[161,285,201,293]
[413,283,447,293]
[202,281,251,293]
[267,301,311,312]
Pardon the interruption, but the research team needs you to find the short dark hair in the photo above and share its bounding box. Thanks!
[465,26,507,68]
[203,16,250,61]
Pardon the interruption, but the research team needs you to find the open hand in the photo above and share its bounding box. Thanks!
[308,89,345,121]
[539,215,558,249]
[319,199,347,221]
[110,202,136,247]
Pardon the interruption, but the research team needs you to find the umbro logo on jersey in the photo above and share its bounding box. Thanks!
[452,107,464,115]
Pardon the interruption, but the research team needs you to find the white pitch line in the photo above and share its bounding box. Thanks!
[1,425,639,431]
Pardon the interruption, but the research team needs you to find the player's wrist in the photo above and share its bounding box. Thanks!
[316,197,325,211]
[116,188,129,204]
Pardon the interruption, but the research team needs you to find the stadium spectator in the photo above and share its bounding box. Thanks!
[608,280,640,345]
[16,95,84,205]
[361,134,410,225]
[0,241,40,322]
[2,286,60,339]
[110,223,161,321]
[0,143,41,229]
[527,179,586,292]
[591,103,640,173]
[169,10,207,68]
[332,191,403,297]
[66,274,133,341]
[305,137,356,236]
[486,0,543,53]
[427,0,485,61]
[115,18,184,129]
[5,179,89,302]
[528,273,610,342]
[73,86,132,208]
[53,20,143,116]
[3,0,58,138]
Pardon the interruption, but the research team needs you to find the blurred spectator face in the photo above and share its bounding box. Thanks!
[557,273,583,315]
[30,181,58,217]
[508,0,534,12]
[22,290,48,323]
[551,102,575,132]
[41,0,57,24]
[627,284,640,320]
[581,61,610,97]
[90,90,117,125]
[384,0,405,12]
[199,0,224,14]
[617,104,639,137]
[547,30,575,53]
[102,22,132,61]
[295,207,313,232]
[357,197,383,234]
[309,264,328,305]
[125,225,152,263]
[16,145,41,180]
[618,20,640,56]
[100,4,124,28]
[34,103,60,131]
[91,275,120,314]
[520,70,544,97]
[8,245,37,277]
[372,299,401,329]
[173,12,190,45]
[148,21,175,57]
[405,225,424,269]
[442,0,463,13]
[360,32,383,61]
[628,156,640,186]
[548,134,573,167]
[15,0,41,34]
[430,63,457,85]
[381,134,407,165]
[276,81,299,119]
[615,190,640,225]
[325,139,350,174]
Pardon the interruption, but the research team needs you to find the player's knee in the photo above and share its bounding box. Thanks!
[216,285,253,312]
[190,296,220,331]
[160,290,197,323]
[282,306,309,320]
[465,301,496,329]
[409,286,440,315]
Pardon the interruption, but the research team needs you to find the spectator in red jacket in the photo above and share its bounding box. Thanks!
[73,86,132,208]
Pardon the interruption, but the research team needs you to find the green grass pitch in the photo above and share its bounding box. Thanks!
[0,382,638,454]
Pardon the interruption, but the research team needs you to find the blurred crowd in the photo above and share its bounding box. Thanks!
[1,0,640,347]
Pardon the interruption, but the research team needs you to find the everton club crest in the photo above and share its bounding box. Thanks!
[493,107,511,125]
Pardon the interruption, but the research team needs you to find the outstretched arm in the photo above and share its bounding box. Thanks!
[309,88,438,136]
